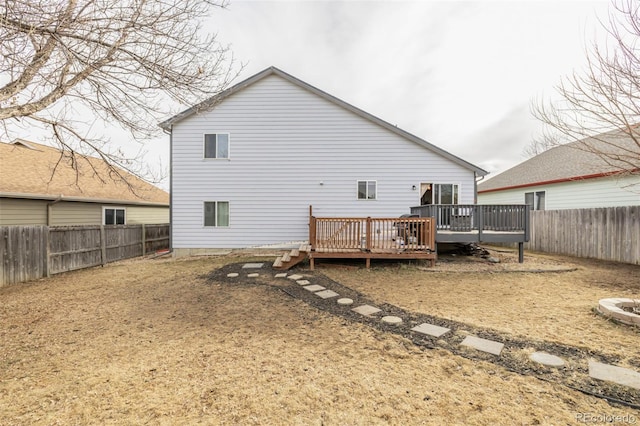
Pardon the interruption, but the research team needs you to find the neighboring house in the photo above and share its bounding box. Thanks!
[478,131,640,210]
[161,67,487,254]
[0,139,169,226]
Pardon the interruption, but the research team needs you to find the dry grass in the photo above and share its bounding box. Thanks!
[0,250,638,425]
[322,248,640,367]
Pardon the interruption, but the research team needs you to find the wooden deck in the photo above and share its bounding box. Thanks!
[308,211,437,269]
[410,204,530,262]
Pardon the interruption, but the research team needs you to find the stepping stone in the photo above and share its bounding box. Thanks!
[296,280,311,285]
[381,316,402,325]
[303,284,326,292]
[315,290,339,299]
[411,323,451,338]
[530,352,565,367]
[226,273,239,278]
[352,305,382,317]
[460,335,504,356]
[337,298,354,306]
[589,360,640,390]
[288,274,304,280]
[274,273,287,278]
[247,273,259,278]
[242,263,264,269]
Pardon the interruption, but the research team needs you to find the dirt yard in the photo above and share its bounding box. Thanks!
[0,248,638,425]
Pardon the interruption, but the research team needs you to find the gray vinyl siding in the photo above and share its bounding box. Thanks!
[478,175,640,209]
[0,198,47,225]
[172,74,476,248]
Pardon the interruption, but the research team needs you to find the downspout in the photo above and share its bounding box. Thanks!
[163,125,173,254]
[474,172,486,204]
[47,195,63,226]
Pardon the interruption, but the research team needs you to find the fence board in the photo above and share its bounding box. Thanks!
[1,224,169,286]
[526,206,640,265]
[0,226,48,286]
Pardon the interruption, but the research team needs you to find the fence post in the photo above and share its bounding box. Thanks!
[45,226,51,278]
[141,224,146,256]
[100,226,106,266]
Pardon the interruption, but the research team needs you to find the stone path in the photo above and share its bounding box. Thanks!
[224,263,640,406]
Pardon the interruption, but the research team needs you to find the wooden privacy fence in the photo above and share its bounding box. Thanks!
[1,224,170,286]
[526,206,640,265]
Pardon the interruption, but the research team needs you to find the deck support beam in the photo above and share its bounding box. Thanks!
[518,242,524,263]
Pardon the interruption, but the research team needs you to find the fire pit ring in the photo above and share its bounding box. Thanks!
[597,298,640,326]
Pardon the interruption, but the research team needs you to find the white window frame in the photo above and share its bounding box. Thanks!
[357,180,377,200]
[103,206,126,225]
[203,133,230,159]
[420,183,460,205]
[203,201,230,227]
[525,191,546,210]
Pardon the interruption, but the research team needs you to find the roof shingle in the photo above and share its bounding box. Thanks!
[0,140,169,205]
[478,130,639,192]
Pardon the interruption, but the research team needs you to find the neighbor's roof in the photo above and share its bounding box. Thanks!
[478,130,639,193]
[0,139,169,205]
[159,66,488,176]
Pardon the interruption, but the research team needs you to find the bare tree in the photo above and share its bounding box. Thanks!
[0,0,238,189]
[531,0,640,183]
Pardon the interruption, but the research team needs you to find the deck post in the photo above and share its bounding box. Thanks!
[518,242,524,263]
[309,215,316,250]
[365,217,372,252]
[477,205,484,243]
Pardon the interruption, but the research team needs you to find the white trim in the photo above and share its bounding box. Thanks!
[102,206,126,225]
[418,182,461,204]
[203,200,230,227]
[356,180,377,200]
[203,133,231,160]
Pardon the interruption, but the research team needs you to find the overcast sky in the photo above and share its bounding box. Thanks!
[188,0,609,184]
[13,0,611,190]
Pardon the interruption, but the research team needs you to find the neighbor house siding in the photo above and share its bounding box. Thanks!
[50,201,102,225]
[0,198,47,225]
[478,175,640,209]
[172,74,476,249]
[127,206,170,224]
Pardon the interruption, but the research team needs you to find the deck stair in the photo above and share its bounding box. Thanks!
[273,244,310,270]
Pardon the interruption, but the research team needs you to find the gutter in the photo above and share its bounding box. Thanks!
[477,169,633,194]
[0,191,169,207]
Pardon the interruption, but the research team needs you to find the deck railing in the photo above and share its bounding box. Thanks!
[410,204,529,234]
[309,216,436,253]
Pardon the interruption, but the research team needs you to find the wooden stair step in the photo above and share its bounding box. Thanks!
[273,256,283,268]
[282,253,291,262]
[290,248,300,257]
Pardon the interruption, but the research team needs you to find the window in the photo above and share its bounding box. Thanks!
[204,201,230,227]
[204,133,229,159]
[420,183,459,205]
[104,207,125,225]
[525,191,546,210]
[357,180,377,200]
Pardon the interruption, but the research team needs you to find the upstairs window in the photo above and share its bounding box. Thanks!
[204,134,229,159]
[357,180,377,200]
[204,201,230,227]
[104,207,125,225]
